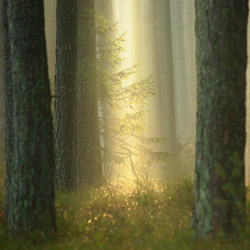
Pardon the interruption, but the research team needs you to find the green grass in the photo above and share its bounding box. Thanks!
[1,178,250,249]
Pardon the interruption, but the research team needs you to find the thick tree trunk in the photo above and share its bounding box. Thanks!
[193,0,248,237]
[7,0,56,233]
[77,0,103,186]
[54,0,77,190]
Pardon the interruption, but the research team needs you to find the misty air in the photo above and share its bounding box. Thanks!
[0,0,249,249]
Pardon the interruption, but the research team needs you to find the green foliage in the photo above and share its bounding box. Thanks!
[78,10,168,180]
[1,178,250,249]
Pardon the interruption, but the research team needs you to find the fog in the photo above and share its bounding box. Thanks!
[0,0,249,246]
[43,0,196,182]
[0,0,245,181]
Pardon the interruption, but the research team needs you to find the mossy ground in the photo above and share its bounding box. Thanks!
[1,173,250,250]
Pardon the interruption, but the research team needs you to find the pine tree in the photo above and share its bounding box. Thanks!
[77,0,103,185]
[5,0,56,233]
[54,0,78,190]
[193,0,248,237]
[93,12,166,182]
[1,0,13,219]
[0,4,4,159]
[96,0,115,179]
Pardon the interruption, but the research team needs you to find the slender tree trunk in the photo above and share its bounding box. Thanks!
[170,0,190,140]
[144,1,163,143]
[0,4,4,161]
[7,0,56,233]
[182,0,196,137]
[193,0,248,237]
[44,0,57,81]
[1,0,12,219]
[77,0,103,185]
[54,0,77,190]
[162,0,177,153]
[97,0,114,179]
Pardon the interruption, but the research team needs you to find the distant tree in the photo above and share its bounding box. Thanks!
[5,0,56,233]
[161,0,177,153]
[193,0,248,237]
[54,0,78,190]
[55,0,103,189]
[77,0,103,185]
[171,0,189,138]
[144,0,163,148]
[92,11,165,182]
[96,0,115,179]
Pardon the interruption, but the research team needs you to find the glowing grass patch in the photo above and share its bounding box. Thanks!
[1,178,250,249]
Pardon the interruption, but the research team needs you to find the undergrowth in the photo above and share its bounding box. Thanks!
[1,178,250,249]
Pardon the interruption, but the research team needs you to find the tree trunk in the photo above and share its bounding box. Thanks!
[170,0,190,140]
[1,0,13,219]
[44,0,57,81]
[144,0,163,144]
[161,0,177,153]
[0,3,4,161]
[193,0,248,237]
[96,0,115,179]
[77,0,103,186]
[54,0,77,190]
[7,0,56,233]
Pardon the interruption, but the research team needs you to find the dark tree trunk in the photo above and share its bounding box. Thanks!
[193,0,248,237]
[7,0,56,233]
[54,0,78,190]
[1,0,13,219]
[77,0,103,186]
[0,3,4,159]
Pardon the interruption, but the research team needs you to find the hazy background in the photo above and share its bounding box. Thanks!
[8,0,245,181]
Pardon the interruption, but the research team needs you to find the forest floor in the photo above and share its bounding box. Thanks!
[1,177,250,249]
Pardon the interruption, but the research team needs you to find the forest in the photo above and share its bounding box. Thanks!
[0,0,250,249]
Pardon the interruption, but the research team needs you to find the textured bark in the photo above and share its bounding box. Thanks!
[2,0,13,218]
[0,4,4,158]
[77,0,103,186]
[54,0,77,190]
[193,0,248,237]
[7,0,56,233]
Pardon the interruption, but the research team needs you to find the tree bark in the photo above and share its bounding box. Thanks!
[7,0,56,233]
[0,3,4,160]
[1,0,13,219]
[193,0,248,237]
[54,0,77,190]
[77,0,103,186]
